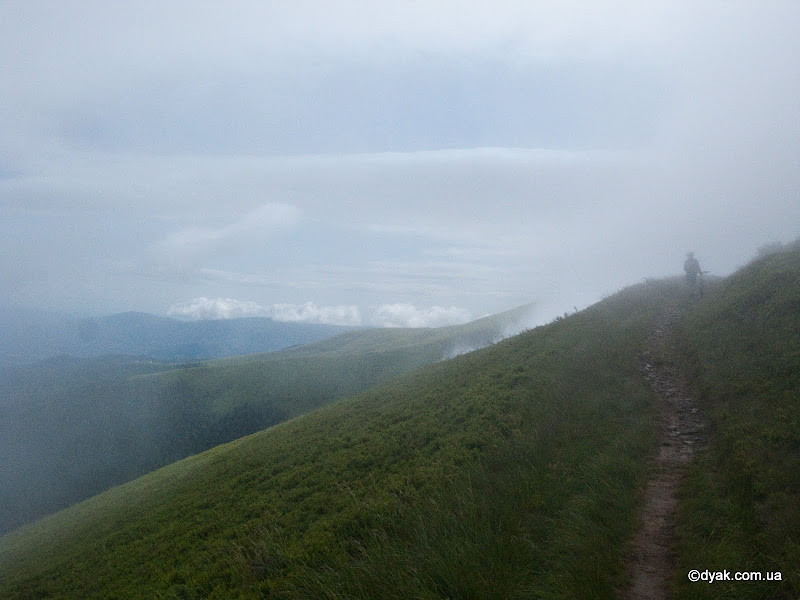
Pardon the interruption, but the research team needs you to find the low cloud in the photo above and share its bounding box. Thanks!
[442,303,539,360]
[167,297,473,329]
[167,298,361,326]
[370,303,472,328]
[167,297,267,320]
[267,302,362,327]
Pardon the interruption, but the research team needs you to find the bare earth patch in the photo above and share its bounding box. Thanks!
[623,315,707,600]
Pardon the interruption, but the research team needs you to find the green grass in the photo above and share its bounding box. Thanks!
[3,246,797,599]
[672,242,800,599]
[0,305,526,534]
[0,284,672,599]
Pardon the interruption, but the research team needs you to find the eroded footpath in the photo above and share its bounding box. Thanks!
[623,313,707,600]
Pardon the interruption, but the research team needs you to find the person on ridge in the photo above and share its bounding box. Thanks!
[684,252,702,287]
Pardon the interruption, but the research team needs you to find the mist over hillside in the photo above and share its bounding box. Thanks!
[0,304,529,535]
[0,242,798,598]
[3,1,800,595]
[2,242,796,598]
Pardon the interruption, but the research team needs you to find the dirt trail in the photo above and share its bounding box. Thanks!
[623,313,707,600]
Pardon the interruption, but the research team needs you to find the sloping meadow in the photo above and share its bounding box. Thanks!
[0,306,522,536]
[1,282,688,599]
[673,242,800,599]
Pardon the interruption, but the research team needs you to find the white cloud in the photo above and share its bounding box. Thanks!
[0,2,688,95]
[167,297,267,320]
[167,298,361,326]
[266,302,363,327]
[2,2,799,321]
[370,303,472,328]
[165,297,477,329]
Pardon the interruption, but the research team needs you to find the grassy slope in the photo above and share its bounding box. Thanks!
[672,243,800,599]
[0,287,671,599]
[0,307,523,535]
[3,250,797,599]
[143,302,535,416]
[261,303,536,359]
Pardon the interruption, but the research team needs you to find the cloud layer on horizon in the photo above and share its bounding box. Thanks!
[2,2,799,324]
[167,297,472,328]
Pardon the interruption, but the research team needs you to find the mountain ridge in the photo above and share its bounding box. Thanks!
[2,246,798,598]
[0,281,677,597]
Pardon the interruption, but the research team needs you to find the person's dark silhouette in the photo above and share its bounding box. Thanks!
[684,252,702,287]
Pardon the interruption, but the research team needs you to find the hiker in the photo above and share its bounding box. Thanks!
[684,252,702,287]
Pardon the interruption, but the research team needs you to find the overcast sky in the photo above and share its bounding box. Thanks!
[2,1,798,327]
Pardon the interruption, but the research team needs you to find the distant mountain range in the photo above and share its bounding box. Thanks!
[0,309,355,366]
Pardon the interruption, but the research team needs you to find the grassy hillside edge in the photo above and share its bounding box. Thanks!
[0,306,526,535]
[3,247,797,598]
[672,244,800,599]
[0,285,672,598]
